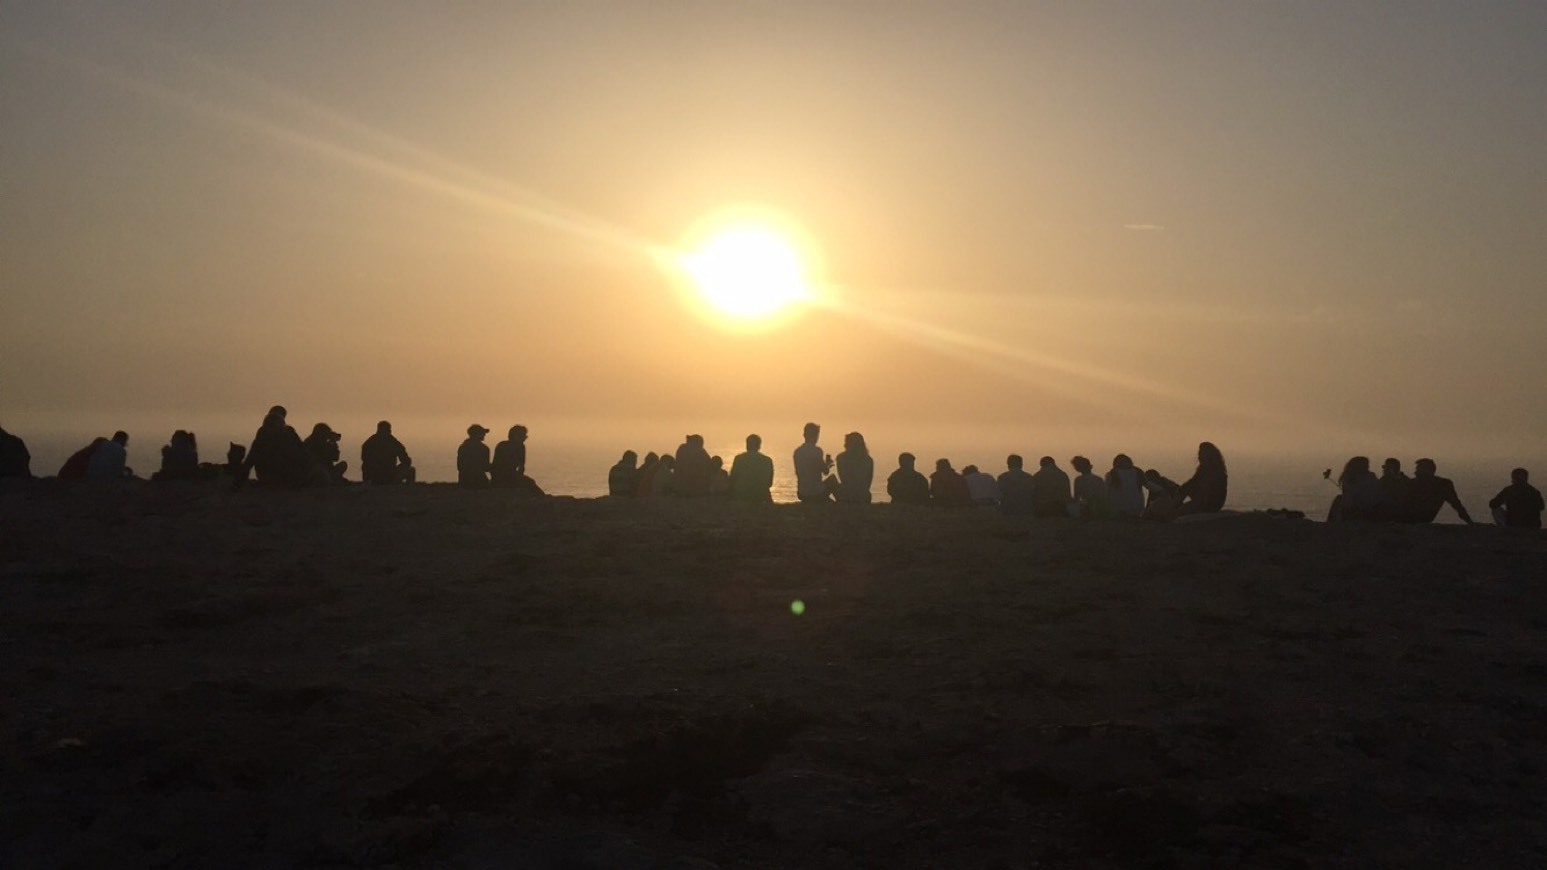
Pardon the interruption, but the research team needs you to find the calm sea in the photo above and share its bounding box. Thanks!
[19,435,1524,524]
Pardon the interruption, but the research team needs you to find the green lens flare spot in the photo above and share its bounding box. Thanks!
[790,600,806,616]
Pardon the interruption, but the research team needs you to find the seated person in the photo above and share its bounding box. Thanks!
[1328,456,1381,522]
[361,421,414,484]
[492,425,543,494]
[729,435,775,503]
[835,432,874,504]
[930,458,971,507]
[1031,456,1071,518]
[87,431,132,481]
[59,437,108,480]
[708,455,730,497]
[672,434,712,497]
[1489,468,1543,529]
[997,455,1036,515]
[242,415,312,487]
[1106,454,1145,518]
[458,424,493,488]
[1071,456,1110,518]
[303,423,348,483]
[1142,469,1182,521]
[1403,458,1473,524]
[154,430,201,481]
[1177,441,1228,514]
[887,453,930,506]
[1374,458,1411,521]
[608,451,639,497]
[962,464,1001,506]
[0,425,33,478]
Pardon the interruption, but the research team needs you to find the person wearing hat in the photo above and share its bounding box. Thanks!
[303,422,348,483]
[458,424,492,488]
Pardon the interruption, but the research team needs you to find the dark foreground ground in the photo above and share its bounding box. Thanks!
[2,481,1545,868]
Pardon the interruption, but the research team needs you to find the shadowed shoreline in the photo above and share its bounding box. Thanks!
[3,484,1544,867]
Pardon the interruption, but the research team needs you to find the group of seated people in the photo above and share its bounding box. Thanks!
[236,407,417,488]
[604,423,1232,521]
[1328,456,1544,528]
[456,424,543,493]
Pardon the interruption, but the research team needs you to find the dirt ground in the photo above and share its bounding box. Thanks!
[3,481,1545,868]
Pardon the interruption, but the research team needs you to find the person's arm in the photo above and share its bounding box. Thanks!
[1488,488,1508,510]
[1445,482,1474,524]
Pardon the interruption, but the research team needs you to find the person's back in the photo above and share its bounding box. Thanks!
[1032,458,1070,517]
[651,455,675,497]
[729,436,774,503]
[793,423,833,503]
[0,426,33,478]
[930,460,971,507]
[1375,460,1411,521]
[1489,469,1543,529]
[887,453,930,506]
[491,426,530,489]
[998,455,1036,515]
[964,467,1000,506]
[634,454,659,497]
[157,431,200,481]
[1178,442,1228,514]
[59,438,106,480]
[835,432,873,504]
[673,435,712,497]
[362,423,412,484]
[609,451,638,497]
[457,425,492,488]
[1405,459,1474,524]
[1106,456,1144,518]
[87,432,130,481]
[1070,456,1108,518]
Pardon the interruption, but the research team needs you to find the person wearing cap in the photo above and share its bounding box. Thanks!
[457,424,492,488]
[303,422,348,483]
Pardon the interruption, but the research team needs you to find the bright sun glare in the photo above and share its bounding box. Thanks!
[680,223,814,323]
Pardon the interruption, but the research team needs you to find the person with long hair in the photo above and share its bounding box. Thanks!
[1327,456,1380,522]
[835,431,874,504]
[1177,441,1228,514]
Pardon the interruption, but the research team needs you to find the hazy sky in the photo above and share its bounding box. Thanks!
[3,2,1544,459]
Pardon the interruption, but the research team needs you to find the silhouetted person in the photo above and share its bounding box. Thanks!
[1328,456,1380,522]
[1404,458,1474,524]
[708,456,730,496]
[1071,456,1110,518]
[997,455,1036,515]
[729,434,775,503]
[154,430,200,481]
[242,413,311,487]
[650,454,676,497]
[1178,442,1228,514]
[673,433,712,497]
[634,452,660,497]
[0,425,32,478]
[304,423,348,483]
[457,424,492,488]
[1489,468,1543,529]
[835,431,874,504]
[1375,458,1411,521]
[887,452,930,505]
[59,438,107,480]
[87,431,131,481]
[1142,469,1182,520]
[793,422,836,502]
[492,425,543,494]
[361,421,414,484]
[930,458,971,507]
[1106,454,1145,518]
[960,464,999,506]
[1032,456,1071,518]
[609,450,639,497]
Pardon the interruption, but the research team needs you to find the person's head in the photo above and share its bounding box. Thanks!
[1414,458,1437,478]
[621,450,637,466]
[262,413,283,429]
[268,405,287,421]
[1338,456,1371,486]
[377,421,392,435]
[112,430,129,446]
[1007,454,1023,471]
[935,458,952,472]
[746,433,762,452]
[1039,456,1056,468]
[660,455,675,469]
[1198,441,1225,471]
[467,424,489,441]
[1071,456,1092,474]
[311,422,331,438]
[642,451,658,465]
[1511,467,1529,484]
[899,452,916,470]
[844,431,867,454]
[1382,458,1401,475]
[509,425,527,440]
[1144,468,1164,483]
[687,433,703,448]
[1113,454,1133,470]
[803,422,820,443]
[962,464,979,476]
[711,455,724,470]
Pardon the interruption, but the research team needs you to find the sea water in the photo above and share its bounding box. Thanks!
[19,435,1524,523]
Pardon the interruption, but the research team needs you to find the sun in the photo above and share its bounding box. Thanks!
[677,217,819,326]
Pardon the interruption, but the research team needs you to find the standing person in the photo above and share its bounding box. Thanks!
[457,425,492,488]
[1071,456,1110,518]
[887,453,930,505]
[729,434,775,503]
[1178,441,1229,515]
[0,425,33,478]
[1106,454,1145,518]
[87,431,131,481]
[835,431,874,504]
[793,422,835,503]
[673,434,712,497]
[1031,456,1071,518]
[929,458,971,507]
[1404,458,1474,524]
[361,421,414,484]
[1489,468,1544,529]
[998,455,1036,515]
[608,450,639,497]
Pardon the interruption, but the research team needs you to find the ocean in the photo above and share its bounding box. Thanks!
[19,433,1524,524]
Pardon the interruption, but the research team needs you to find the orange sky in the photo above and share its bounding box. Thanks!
[3,3,1545,461]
